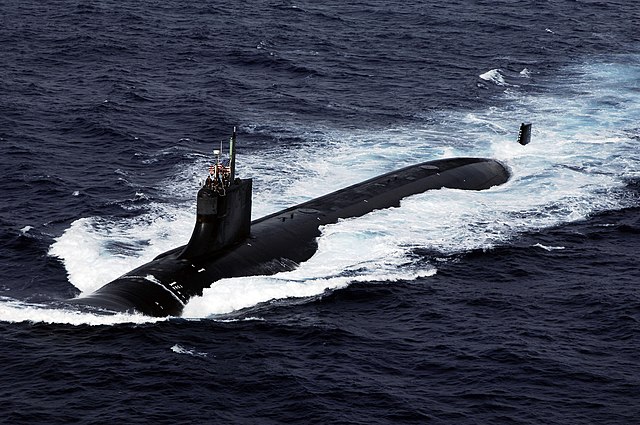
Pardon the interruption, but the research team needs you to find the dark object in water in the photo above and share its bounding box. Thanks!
[72,128,512,317]
[517,123,532,145]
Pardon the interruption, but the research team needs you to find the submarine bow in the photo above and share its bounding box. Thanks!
[73,134,510,317]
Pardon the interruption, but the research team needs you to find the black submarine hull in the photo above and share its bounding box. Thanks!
[75,157,510,317]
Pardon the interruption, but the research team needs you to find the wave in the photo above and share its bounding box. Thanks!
[0,297,163,326]
[479,67,531,87]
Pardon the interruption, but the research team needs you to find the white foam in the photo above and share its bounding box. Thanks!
[182,266,437,318]
[49,206,194,294]
[533,243,565,251]
[170,344,208,358]
[480,69,509,86]
[0,297,163,326]
[39,54,640,322]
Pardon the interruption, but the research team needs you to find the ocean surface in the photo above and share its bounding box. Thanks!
[1,0,639,423]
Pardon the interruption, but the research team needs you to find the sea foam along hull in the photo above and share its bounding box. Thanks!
[74,157,510,317]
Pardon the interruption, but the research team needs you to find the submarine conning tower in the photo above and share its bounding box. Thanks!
[178,127,252,260]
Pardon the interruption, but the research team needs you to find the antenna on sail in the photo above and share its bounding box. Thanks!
[229,126,237,181]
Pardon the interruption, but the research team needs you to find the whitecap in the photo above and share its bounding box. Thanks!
[479,69,509,86]
[533,243,565,251]
[170,344,208,358]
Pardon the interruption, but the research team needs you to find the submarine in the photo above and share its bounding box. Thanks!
[73,125,527,317]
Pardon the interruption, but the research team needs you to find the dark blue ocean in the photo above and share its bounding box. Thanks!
[1,1,639,423]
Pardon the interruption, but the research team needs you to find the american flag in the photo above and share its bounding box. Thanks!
[208,165,215,174]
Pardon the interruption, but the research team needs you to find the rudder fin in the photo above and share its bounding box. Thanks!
[517,122,532,145]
